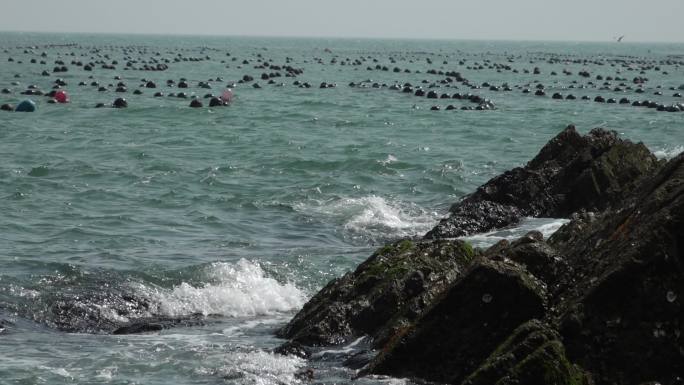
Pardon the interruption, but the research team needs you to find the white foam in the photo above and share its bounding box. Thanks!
[378,154,398,166]
[312,336,367,358]
[653,145,683,160]
[213,351,305,385]
[137,259,305,318]
[295,195,438,240]
[95,367,117,381]
[462,217,569,249]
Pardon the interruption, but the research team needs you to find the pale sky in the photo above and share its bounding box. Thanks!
[1,0,683,43]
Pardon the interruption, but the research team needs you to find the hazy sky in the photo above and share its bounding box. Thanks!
[1,0,683,42]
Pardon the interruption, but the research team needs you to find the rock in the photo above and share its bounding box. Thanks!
[367,257,547,384]
[1,103,14,111]
[549,153,684,385]
[112,322,163,334]
[0,318,12,334]
[189,99,203,108]
[462,320,590,385]
[493,231,563,283]
[276,239,476,346]
[426,125,660,238]
[273,341,311,359]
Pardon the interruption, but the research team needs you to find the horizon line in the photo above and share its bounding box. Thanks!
[1,29,683,45]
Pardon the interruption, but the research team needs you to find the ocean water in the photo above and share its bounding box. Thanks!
[0,32,682,384]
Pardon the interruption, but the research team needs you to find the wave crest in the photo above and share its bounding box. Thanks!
[136,259,305,318]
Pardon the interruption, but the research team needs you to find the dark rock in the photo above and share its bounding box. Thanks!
[342,350,376,370]
[549,153,684,385]
[189,99,203,108]
[0,318,12,334]
[426,125,660,238]
[277,239,476,346]
[486,231,562,283]
[1,103,14,111]
[462,320,590,385]
[112,322,163,334]
[273,341,311,359]
[367,257,546,384]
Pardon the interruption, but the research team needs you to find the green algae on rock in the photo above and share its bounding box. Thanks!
[367,257,547,384]
[276,239,476,346]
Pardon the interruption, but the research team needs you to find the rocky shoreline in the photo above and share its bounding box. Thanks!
[277,125,683,385]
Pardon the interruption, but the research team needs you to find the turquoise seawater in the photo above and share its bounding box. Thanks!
[0,32,683,384]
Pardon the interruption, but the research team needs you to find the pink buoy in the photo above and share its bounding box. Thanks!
[220,89,234,103]
[55,90,69,104]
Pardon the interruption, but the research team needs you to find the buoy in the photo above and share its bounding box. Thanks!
[113,98,127,108]
[54,90,69,103]
[15,99,36,112]
[220,89,234,103]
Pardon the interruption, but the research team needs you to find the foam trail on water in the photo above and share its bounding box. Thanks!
[295,195,439,240]
[462,217,569,248]
[136,259,305,317]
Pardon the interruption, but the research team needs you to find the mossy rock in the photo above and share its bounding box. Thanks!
[368,258,548,384]
[463,320,590,385]
[277,239,477,346]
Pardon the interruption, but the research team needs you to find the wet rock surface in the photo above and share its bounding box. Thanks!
[426,124,660,238]
[548,152,684,385]
[0,278,212,335]
[367,257,547,384]
[461,320,590,385]
[276,239,476,346]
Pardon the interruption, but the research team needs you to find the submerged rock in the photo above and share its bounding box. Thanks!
[276,239,476,346]
[0,318,12,334]
[426,125,660,238]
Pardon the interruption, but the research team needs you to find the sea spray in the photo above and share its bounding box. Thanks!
[135,259,305,317]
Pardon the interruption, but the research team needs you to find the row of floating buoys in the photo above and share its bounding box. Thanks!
[1,99,37,112]
[1,90,70,112]
[2,89,235,111]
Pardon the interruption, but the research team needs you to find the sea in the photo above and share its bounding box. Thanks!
[0,32,682,384]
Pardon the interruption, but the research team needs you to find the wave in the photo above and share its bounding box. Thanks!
[294,195,439,242]
[135,259,305,318]
[461,217,569,248]
[653,145,683,160]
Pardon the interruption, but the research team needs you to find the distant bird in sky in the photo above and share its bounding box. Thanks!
[614,35,625,42]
